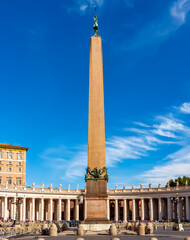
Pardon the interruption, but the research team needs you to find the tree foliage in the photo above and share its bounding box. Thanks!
[167,176,190,187]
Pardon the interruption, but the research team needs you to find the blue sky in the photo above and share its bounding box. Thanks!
[0,0,190,189]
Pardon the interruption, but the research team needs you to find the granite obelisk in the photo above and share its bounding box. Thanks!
[85,8,109,223]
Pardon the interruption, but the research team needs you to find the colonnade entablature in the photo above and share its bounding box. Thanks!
[109,185,190,194]
[1,183,83,194]
[1,183,190,195]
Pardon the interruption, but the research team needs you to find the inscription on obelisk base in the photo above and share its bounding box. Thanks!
[84,8,109,224]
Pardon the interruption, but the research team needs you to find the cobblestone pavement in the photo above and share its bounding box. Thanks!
[16,227,190,240]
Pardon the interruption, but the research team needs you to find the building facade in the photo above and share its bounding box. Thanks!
[0,144,28,187]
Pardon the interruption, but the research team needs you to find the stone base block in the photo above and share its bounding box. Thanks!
[80,224,111,231]
[86,197,107,220]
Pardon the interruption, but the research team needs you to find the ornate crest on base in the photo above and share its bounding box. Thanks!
[85,166,109,181]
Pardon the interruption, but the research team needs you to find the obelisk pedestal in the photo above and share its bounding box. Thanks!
[85,180,108,223]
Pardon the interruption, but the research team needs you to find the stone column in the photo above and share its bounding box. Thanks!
[149,198,153,221]
[4,196,8,221]
[66,199,70,221]
[186,197,190,221]
[123,199,127,222]
[20,199,23,221]
[132,199,136,221]
[158,198,162,220]
[58,199,62,221]
[179,199,183,220]
[13,197,17,220]
[167,197,171,221]
[29,199,32,221]
[1,198,5,219]
[39,198,44,221]
[11,198,14,219]
[23,197,26,222]
[107,199,110,221]
[75,199,79,221]
[0,198,2,218]
[141,199,144,221]
[84,198,87,220]
[32,198,35,221]
[177,200,180,221]
[107,199,110,220]
[36,199,39,221]
[49,199,53,221]
[114,199,118,222]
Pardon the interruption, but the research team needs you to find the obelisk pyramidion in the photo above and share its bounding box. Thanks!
[85,8,109,223]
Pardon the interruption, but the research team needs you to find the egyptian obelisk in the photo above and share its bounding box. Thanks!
[85,8,109,223]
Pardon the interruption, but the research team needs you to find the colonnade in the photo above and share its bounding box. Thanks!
[1,186,190,222]
[0,197,83,222]
[108,197,190,222]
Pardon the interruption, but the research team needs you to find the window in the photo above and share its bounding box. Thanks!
[8,167,12,172]
[9,161,11,165]
[0,151,3,159]
[7,178,12,184]
[19,162,21,166]
[0,167,1,171]
[7,152,13,159]
[17,152,23,160]
[0,178,1,184]
[17,179,21,185]
[18,168,21,172]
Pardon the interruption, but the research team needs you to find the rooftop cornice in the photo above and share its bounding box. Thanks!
[0,143,29,151]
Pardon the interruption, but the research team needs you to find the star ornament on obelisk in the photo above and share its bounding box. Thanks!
[84,8,109,224]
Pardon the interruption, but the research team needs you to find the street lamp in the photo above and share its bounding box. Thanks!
[171,193,184,231]
[11,193,23,225]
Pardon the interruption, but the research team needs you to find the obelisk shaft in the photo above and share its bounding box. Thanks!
[88,35,106,171]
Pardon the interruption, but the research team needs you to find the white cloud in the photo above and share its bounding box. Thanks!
[139,116,190,186]
[125,0,190,51]
[134,122,151,128]
[170,0,190,26]
[180,102,190,114]
[141,161,190,186]
[80,4,88,12]
[66,0,133,13]
[154,115,185,131]
[41,102,190,187]
[166,145,190,163]
[64,149,87,179]
[151,115,188,139]
[66,0,104,13]
[152,129,176,138]
[124,127,150,135]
